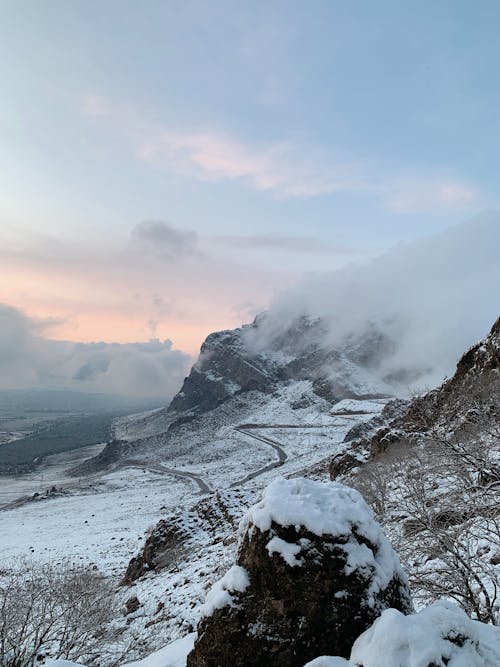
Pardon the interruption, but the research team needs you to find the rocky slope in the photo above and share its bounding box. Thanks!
[400,314,500,434]
[329,315,500,627]
[330,315,500,478]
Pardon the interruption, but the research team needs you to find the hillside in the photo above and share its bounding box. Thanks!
[1,310,498,664]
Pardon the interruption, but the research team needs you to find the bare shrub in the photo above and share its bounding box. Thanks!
[0,559,125,666]
[351,425,500,625]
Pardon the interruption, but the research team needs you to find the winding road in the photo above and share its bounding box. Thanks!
[2,419,347,510]
[121,426,289,493]
[0,429,284,510]
[230,427,287,488]
[123,426,289,493]
[118,426,288,493]
[122,459,212,494]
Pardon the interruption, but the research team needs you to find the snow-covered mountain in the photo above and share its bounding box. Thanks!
[2,314,499,666]
[76,313,395,474]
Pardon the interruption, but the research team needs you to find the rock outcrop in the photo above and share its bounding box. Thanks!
[399,315,500,434]
[123,489,247,585]
[187,478,412,667]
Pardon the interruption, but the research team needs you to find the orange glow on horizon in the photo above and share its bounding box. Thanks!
[0,267,242,355]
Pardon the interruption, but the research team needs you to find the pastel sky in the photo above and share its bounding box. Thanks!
[1,1,500,358]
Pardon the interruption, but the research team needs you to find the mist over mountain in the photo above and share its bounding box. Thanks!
[250,212,500,392]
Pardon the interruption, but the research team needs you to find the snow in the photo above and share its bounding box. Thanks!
[122,633,195,666]
[266,535,304,566]
[43,633,196,667]
[200,564,250,617]
[0,466,197,575]
[0,395,384,662]
[244,477,375,537]
[330,398,387,414]
[303,601,500,667]
[350,600,500,667]
[303,659,352,667]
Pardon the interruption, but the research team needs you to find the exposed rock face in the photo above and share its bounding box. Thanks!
[168,315,393,418]
[187,478,412,667]
[329,399,408,480]
[123,516,190,584]
[123,489,245,585]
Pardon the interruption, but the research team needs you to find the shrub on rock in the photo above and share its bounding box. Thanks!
[187,477,412,667]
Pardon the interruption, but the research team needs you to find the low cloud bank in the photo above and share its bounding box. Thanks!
[255,211,500,391]
[0,304,192,399]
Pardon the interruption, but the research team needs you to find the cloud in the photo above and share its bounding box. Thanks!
[130,221,199,259]
[2,213,498,399]
[138,130,364,198]
[0,220,291,353]
[254,211,500,391]
[214,234,348,254]
[81,93,481,209]
[0,304,192,399]
[385,179,478,214]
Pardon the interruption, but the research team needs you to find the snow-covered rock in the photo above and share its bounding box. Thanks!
[304,600,500,667]
[187,478,412,667]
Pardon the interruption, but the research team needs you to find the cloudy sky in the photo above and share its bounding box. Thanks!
[1,2,499,395]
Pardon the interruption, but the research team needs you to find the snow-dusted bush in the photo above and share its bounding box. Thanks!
[0,560,119,666]
[352,427,500,624]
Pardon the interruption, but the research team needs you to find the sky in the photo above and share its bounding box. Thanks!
[1,1,500,395]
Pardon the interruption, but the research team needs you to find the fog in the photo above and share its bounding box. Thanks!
[253,212,500,391]
[0,304,191,400]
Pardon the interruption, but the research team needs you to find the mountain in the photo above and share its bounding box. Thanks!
[115,314,499,659]
[4,311,499,665]
[78,314,394,473]
[167,314,393,417]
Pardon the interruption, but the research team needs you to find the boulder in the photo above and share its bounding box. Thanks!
[187,477,412,667]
